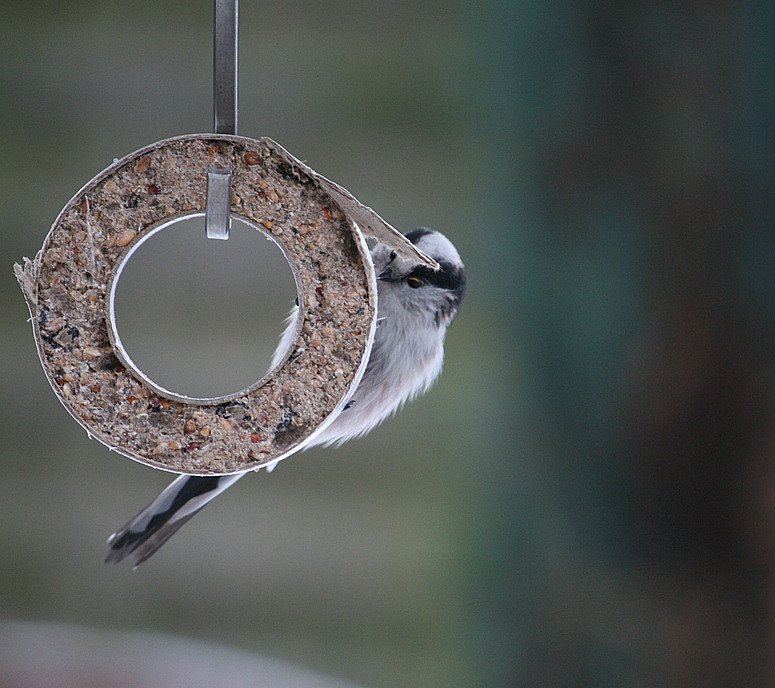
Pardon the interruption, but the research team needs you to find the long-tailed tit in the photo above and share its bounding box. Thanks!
[105,228,466,566]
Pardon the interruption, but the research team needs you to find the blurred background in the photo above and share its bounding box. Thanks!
[2,1,775,686]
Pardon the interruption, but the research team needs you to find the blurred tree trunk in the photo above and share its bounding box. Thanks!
[474,1,775,686]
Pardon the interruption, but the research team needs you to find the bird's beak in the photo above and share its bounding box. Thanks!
[378,268,397,282]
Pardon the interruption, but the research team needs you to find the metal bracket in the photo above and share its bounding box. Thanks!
[206,0,238,240]
[205,166,233,240]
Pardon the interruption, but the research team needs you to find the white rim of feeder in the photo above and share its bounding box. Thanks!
[105,210,305,406]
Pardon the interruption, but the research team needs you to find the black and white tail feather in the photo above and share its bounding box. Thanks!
[105,229,465,567]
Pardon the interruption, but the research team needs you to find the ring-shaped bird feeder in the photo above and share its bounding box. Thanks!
[15,2,437,475]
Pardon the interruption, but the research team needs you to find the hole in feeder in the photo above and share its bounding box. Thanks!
[110,214,299,401]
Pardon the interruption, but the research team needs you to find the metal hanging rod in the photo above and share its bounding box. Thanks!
[213,0,238,135]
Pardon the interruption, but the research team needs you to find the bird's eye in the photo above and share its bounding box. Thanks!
[389,250,397,261]
[407,276,423,288]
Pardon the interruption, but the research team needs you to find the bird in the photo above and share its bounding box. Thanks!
[105,228,466,567]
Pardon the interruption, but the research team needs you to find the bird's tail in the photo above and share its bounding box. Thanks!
[104,472,246,567]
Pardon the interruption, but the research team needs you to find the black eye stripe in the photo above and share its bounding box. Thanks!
[408,261,464,292]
